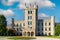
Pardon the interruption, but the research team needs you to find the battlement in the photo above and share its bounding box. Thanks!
[24,3,38,9]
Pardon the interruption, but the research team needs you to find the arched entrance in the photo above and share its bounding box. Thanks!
[49,33,51,36]
[31,32,34,36]
[27,32,30,36]
[24,32,26,36]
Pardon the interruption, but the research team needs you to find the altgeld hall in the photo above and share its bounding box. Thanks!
[7,3,55,37]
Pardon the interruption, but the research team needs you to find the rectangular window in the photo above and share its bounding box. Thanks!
[45,22,47,26]
[20,23,22,27]
[38,22,40,26]
[17,28,18,31]
[28,11,32,14]
[45,28,47,31]
[20,28,22,31]
[45,32,47,36]
[49,22,51,26]
[42,22,43,26]
[28,16,32,20]
[23,23,25,26]
[42,28,43,31]
[49,27,51,31]
[17,24,18,27]
[28,21,32,25]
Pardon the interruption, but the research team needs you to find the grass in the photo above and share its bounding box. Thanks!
[48,36,60,38]
[0,36,36,40]
[0,36,60,40]
[8,36,60,40]
[8,36,36,40]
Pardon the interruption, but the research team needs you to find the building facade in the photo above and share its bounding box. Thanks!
[22,4,38,37]
[37,16,55,36]
[10,4,55,36]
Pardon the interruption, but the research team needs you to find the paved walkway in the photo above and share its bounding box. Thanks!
[0,37,12,40]
[34,37,60,40]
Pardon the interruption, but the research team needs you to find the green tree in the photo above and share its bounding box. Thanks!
[55,24,60,36]
[0,15,7,35]
[8,29,17,36]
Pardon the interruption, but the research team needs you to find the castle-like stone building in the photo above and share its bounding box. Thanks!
[10,3,55,37]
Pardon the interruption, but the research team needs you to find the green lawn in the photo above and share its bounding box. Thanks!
[8,36,36,39]
[0,36,60,40]
[48,36,60,38]
[0,36,36,40]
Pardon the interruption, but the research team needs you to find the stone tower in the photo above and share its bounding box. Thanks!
[22,3,38,36]
[11,18,15,29]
